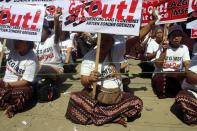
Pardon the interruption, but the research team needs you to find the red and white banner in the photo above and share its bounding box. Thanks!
[0,0,53,4]
[62,0,142,36]
[44,0,67,21]
[0,3,46,42]
[0,0,55,21]
[187,0,197,29]
[191,29,197,38]
[142,0,188,25]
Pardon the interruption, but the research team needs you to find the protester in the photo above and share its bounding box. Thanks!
[172,55,197,125]
[52,10,76,73]
[34,12,63,82]
[125,10,158,60]
[74,32,96,58]
[65,34,143,127]
[152,25,190,98]
[0,40,38,118]
[139,25,164,78]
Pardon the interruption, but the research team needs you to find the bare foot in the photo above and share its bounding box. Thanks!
[4,106,14,118]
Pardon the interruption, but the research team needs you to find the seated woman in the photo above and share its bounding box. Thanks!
[65,34,143,127]
[0,40,38,118]
[152,25,190,98]
[172,55,197,125]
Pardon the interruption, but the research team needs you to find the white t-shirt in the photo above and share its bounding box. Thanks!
[145,38,160,61]
[34,35,62,65]
[81,42,125,90]
[182,55,197,97]
[3,44,38,83]
[155,44,190,72]
[59,39,73,63]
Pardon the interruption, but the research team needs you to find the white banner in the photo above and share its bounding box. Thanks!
[187,0,197,29]
[62,0,142,36]
[0,3,46,42]
[0,0,53,4]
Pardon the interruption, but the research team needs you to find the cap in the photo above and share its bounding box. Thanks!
[168,25,183,37]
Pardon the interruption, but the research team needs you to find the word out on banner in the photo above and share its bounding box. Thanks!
[191,29,197,38]
[142,0,188,25]
[62,0,142,36]
[187,0,197,29]
[0,3,45,42]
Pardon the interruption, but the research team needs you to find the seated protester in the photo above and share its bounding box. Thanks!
[65,34,143,127]
[74,32,96,58]
[34,16,63,81]
[172,55,197,125]
[53,10,76,74]
[140,25,164,78]
[125,10,158,60]
[145,25,164,61]
[0,40,38,118]
[152,25,190,99]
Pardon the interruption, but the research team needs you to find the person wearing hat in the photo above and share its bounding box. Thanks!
[152,25,190,98]
[65,34,143,127]
[0,40,39,118]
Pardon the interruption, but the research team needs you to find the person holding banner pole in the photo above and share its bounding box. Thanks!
[0,40,38,118]
[125,9,159,60]
[34,11,63,83]
[53,8,76,74]
[152,25,190,98]
[66,34,143,126]
[138,25,164,78]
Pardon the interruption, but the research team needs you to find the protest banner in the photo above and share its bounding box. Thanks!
[187,0,197,29]
[62,0,142,36]
[142,0,188,25]
[0,0,53,4]
[43,0,66,21]
[0,0,55,21]
[0,3,46,42]
[191,29,197,38]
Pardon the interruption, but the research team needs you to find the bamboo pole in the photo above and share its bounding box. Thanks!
[92,33,101,99]
[0,39,7,71]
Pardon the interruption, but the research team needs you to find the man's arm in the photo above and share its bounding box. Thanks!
[54,8,62,44]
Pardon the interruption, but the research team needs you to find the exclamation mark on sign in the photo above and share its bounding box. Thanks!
[126,0,138,21]
[30,10,41,30]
